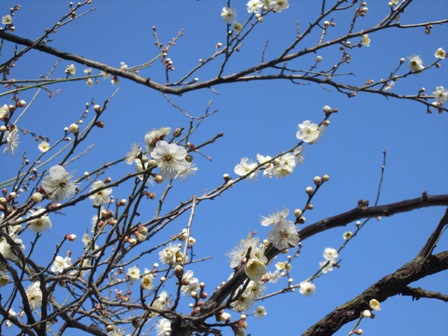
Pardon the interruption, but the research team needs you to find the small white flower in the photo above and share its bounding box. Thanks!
[42,165,77,202]
[272,152,297,178]
[89,180,112,206]
[254,305,267,318]
[260,208,289,226]
[408,55,424,72]
[361,34,370,47]
[343,231,353,240]
[150,141,190,180]
[369,298,381,311]
[221,7,237,23]
[38,141,50,153]
[141,272,154,290]
[227,237,259,268]
[244,258,267,281]
[267,219,300,250]
[145,127,171,151]
[181,270,200,295]
[125,143,142,165]
[65,64,76,76]
[247,0,263,14]
[432,86,448,104]
[323,247,338,260]
[156,318,171,336]
[234,157,258,179]
[299,281,316,296]
[0,235,25,261]
[319,260,334,273]
[127,265,140,282]
[27,207,52,232]
[2,15,12,25]
[159,243,182,265]
[51,256,71,273]
[434,47,446,60]
[3,128,19,155]
[26,282,43,310]
[296,120,321,143]
[233,22,243,33]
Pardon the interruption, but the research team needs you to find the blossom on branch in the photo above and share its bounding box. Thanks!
[296,120,322,143]
[150,141,191,180]
[89,180,113,206]
[42,165,77,202]
[26,282,43,310]
[408,55,424,72]
[27,207,52,232]
[432,86,448,104]
[234,157,258,179]
[221,7,237,24]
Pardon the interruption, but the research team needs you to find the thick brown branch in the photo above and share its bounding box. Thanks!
[303,251,448,336]
[299,193,448,241]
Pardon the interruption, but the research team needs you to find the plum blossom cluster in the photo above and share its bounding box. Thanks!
[234,120,324,180]
[319,247,339,274]
[224,209,299,314]
[221,0,289,32]
[125,127,196,182]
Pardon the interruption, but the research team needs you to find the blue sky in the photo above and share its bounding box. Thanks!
[1,1,447,335]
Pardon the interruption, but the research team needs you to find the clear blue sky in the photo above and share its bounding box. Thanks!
[1,1,447,335]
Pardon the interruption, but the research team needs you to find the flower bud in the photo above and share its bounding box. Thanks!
[66,234,77,241]
[294,208,302,217]
[93,104,101,113]
[305,186,314,195]
[154,174,164,184]
[69,123,79,134]
[32,192,43,203]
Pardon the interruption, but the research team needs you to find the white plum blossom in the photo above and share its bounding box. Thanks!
[181,270,200,295]
[247,0,263,14]
[26,282,43,310]
[27,207,52,232]
[408,55,424,72]
[159,243,183,265]
[38,141,50,153]
[221,7,237,24]
[125,143,142,164]
[273,0,289,12]
[432,86,448,104]
[234,157,258,179]
[0,235,25,261]
[323,247,338,261]
[254,305,267,318]
[319,260,334,274]
[260,208,289,226]
[267,218,300,250]
[231,294,254,312]
[89,180,113,206]
[3,128,19,155]
[434,47,446,60]
[150,141,190,180]
[227,236,260,268]
[152,290,170,310]
[145,127,171,152]
[51,256,72,273]
[127,265,140,282]
[272,152,297,178]
[362,34,371,47]
[2,15,12,25]
[141,271,154,290]
[42,165,77,202]
[156,318,172,336]
[296,120,321,143]
[299,281,316,296]
[244,258,267,281]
